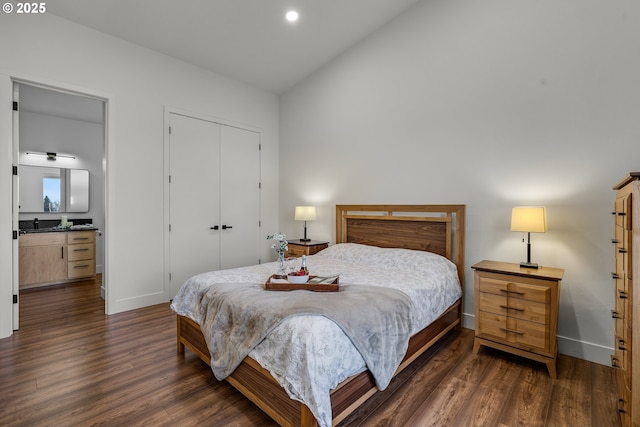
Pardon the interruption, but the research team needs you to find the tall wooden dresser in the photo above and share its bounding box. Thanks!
[612,172,640,427]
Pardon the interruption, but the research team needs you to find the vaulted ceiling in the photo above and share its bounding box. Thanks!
[47,0,423,94]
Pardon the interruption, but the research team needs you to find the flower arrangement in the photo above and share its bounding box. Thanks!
[267,233,288,256]
[267,233,288,276]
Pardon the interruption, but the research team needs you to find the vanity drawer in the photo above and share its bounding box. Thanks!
[19,232,66,247]
[67,260,95,279]
[67,243,95,261]
[68,231,95,244]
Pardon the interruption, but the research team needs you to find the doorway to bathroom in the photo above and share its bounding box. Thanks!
[13,82,106,329]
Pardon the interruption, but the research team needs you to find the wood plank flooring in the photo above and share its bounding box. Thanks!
[0,277,622,426]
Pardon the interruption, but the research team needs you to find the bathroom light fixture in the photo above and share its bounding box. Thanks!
[26,151,76,161]
[511,206,547,269]
[294,206,316,241]
[285,10,299,22]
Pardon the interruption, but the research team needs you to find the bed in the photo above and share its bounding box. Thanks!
[172,204,465,427]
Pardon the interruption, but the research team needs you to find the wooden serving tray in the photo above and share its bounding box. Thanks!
[265,275,340,292]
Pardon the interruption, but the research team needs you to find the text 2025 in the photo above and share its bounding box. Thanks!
[16,3,46,13]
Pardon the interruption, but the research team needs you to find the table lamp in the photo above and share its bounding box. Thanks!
[511,206,547,269]
[294,206,316,242]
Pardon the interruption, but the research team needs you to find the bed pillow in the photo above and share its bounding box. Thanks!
[316,243,459,279]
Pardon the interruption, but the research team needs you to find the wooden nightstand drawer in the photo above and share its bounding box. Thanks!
[286,240,328,257]
[479,292,549,324]
[477,311,548,351]
[478,276,551,304]
[287,245,309,257]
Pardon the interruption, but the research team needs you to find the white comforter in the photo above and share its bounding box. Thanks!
[171,243,462,427]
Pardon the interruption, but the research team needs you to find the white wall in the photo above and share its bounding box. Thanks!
[279,0,640,364]
[0,12,279,335]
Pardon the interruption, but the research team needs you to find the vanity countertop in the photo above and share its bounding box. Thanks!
[20,226,98,234]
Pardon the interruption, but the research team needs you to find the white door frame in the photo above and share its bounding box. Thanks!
[11,83,20,329]
[8,74,112,332]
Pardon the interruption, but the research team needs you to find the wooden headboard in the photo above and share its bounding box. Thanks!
[336,204,466,283]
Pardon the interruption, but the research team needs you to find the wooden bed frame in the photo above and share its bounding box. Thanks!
[176,204,466,426]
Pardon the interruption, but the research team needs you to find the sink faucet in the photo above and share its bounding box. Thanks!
[33,218,39,230]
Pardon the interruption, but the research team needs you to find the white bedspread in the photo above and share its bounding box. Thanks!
[171,243,462,427]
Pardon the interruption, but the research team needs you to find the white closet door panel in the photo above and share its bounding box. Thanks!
[220,125,260,269]
[169,113,221,296]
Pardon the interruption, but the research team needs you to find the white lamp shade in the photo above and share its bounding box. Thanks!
[294,206,317,221]
[511,207,547,233]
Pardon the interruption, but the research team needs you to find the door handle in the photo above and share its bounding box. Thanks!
[210,225,219,230]
[222,225,233,230]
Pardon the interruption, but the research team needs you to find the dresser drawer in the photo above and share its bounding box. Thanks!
[67,243,95,261]
[478,276,551,304]
[477,311,549,351]
[68,260,95,279]
[615,373,631,427]
[479,292,549,324]
[615,193,632,230]
[614,333,629,371]
[614,229,633,279]
[614,316,626,345]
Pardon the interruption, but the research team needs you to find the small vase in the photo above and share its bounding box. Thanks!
[277,252,286,277]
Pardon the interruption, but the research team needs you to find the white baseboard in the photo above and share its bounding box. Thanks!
[556,335,613,366]
[462,313,613,366]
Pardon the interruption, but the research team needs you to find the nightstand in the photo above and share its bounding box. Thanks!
[471,260,564,378]
[286,240,329,257]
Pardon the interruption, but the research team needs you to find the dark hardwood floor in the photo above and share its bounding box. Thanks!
[0,277,621,426]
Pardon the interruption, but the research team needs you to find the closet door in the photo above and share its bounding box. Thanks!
[168,113,261,297]
[169,113,221,296]
[220,125,261,269]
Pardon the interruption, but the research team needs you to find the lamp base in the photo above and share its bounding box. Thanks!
[520,261,539,269]
[299,238,311,242]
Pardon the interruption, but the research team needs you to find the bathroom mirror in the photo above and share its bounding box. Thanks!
[19,165,89,213]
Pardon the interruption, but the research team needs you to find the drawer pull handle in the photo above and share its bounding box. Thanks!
[500,305,524,312]
[617,398,627,413]
[611,355,620,368]
[611,310,621,319]
[618,212,626,216]
[618,339,627,351]
[618,248,627,253]
[499,327,524,335]
[72,237,90,241]
[74,264,90,268]
[73,248,89,252]
[499,289,525,296]
[611,239,619,244]
[619,291,628,299]
[611,272,620,279]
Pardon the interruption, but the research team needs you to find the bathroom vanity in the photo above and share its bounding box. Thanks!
[19,229,96,289]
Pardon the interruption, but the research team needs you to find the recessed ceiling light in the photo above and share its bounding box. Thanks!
[285,10,299,23]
